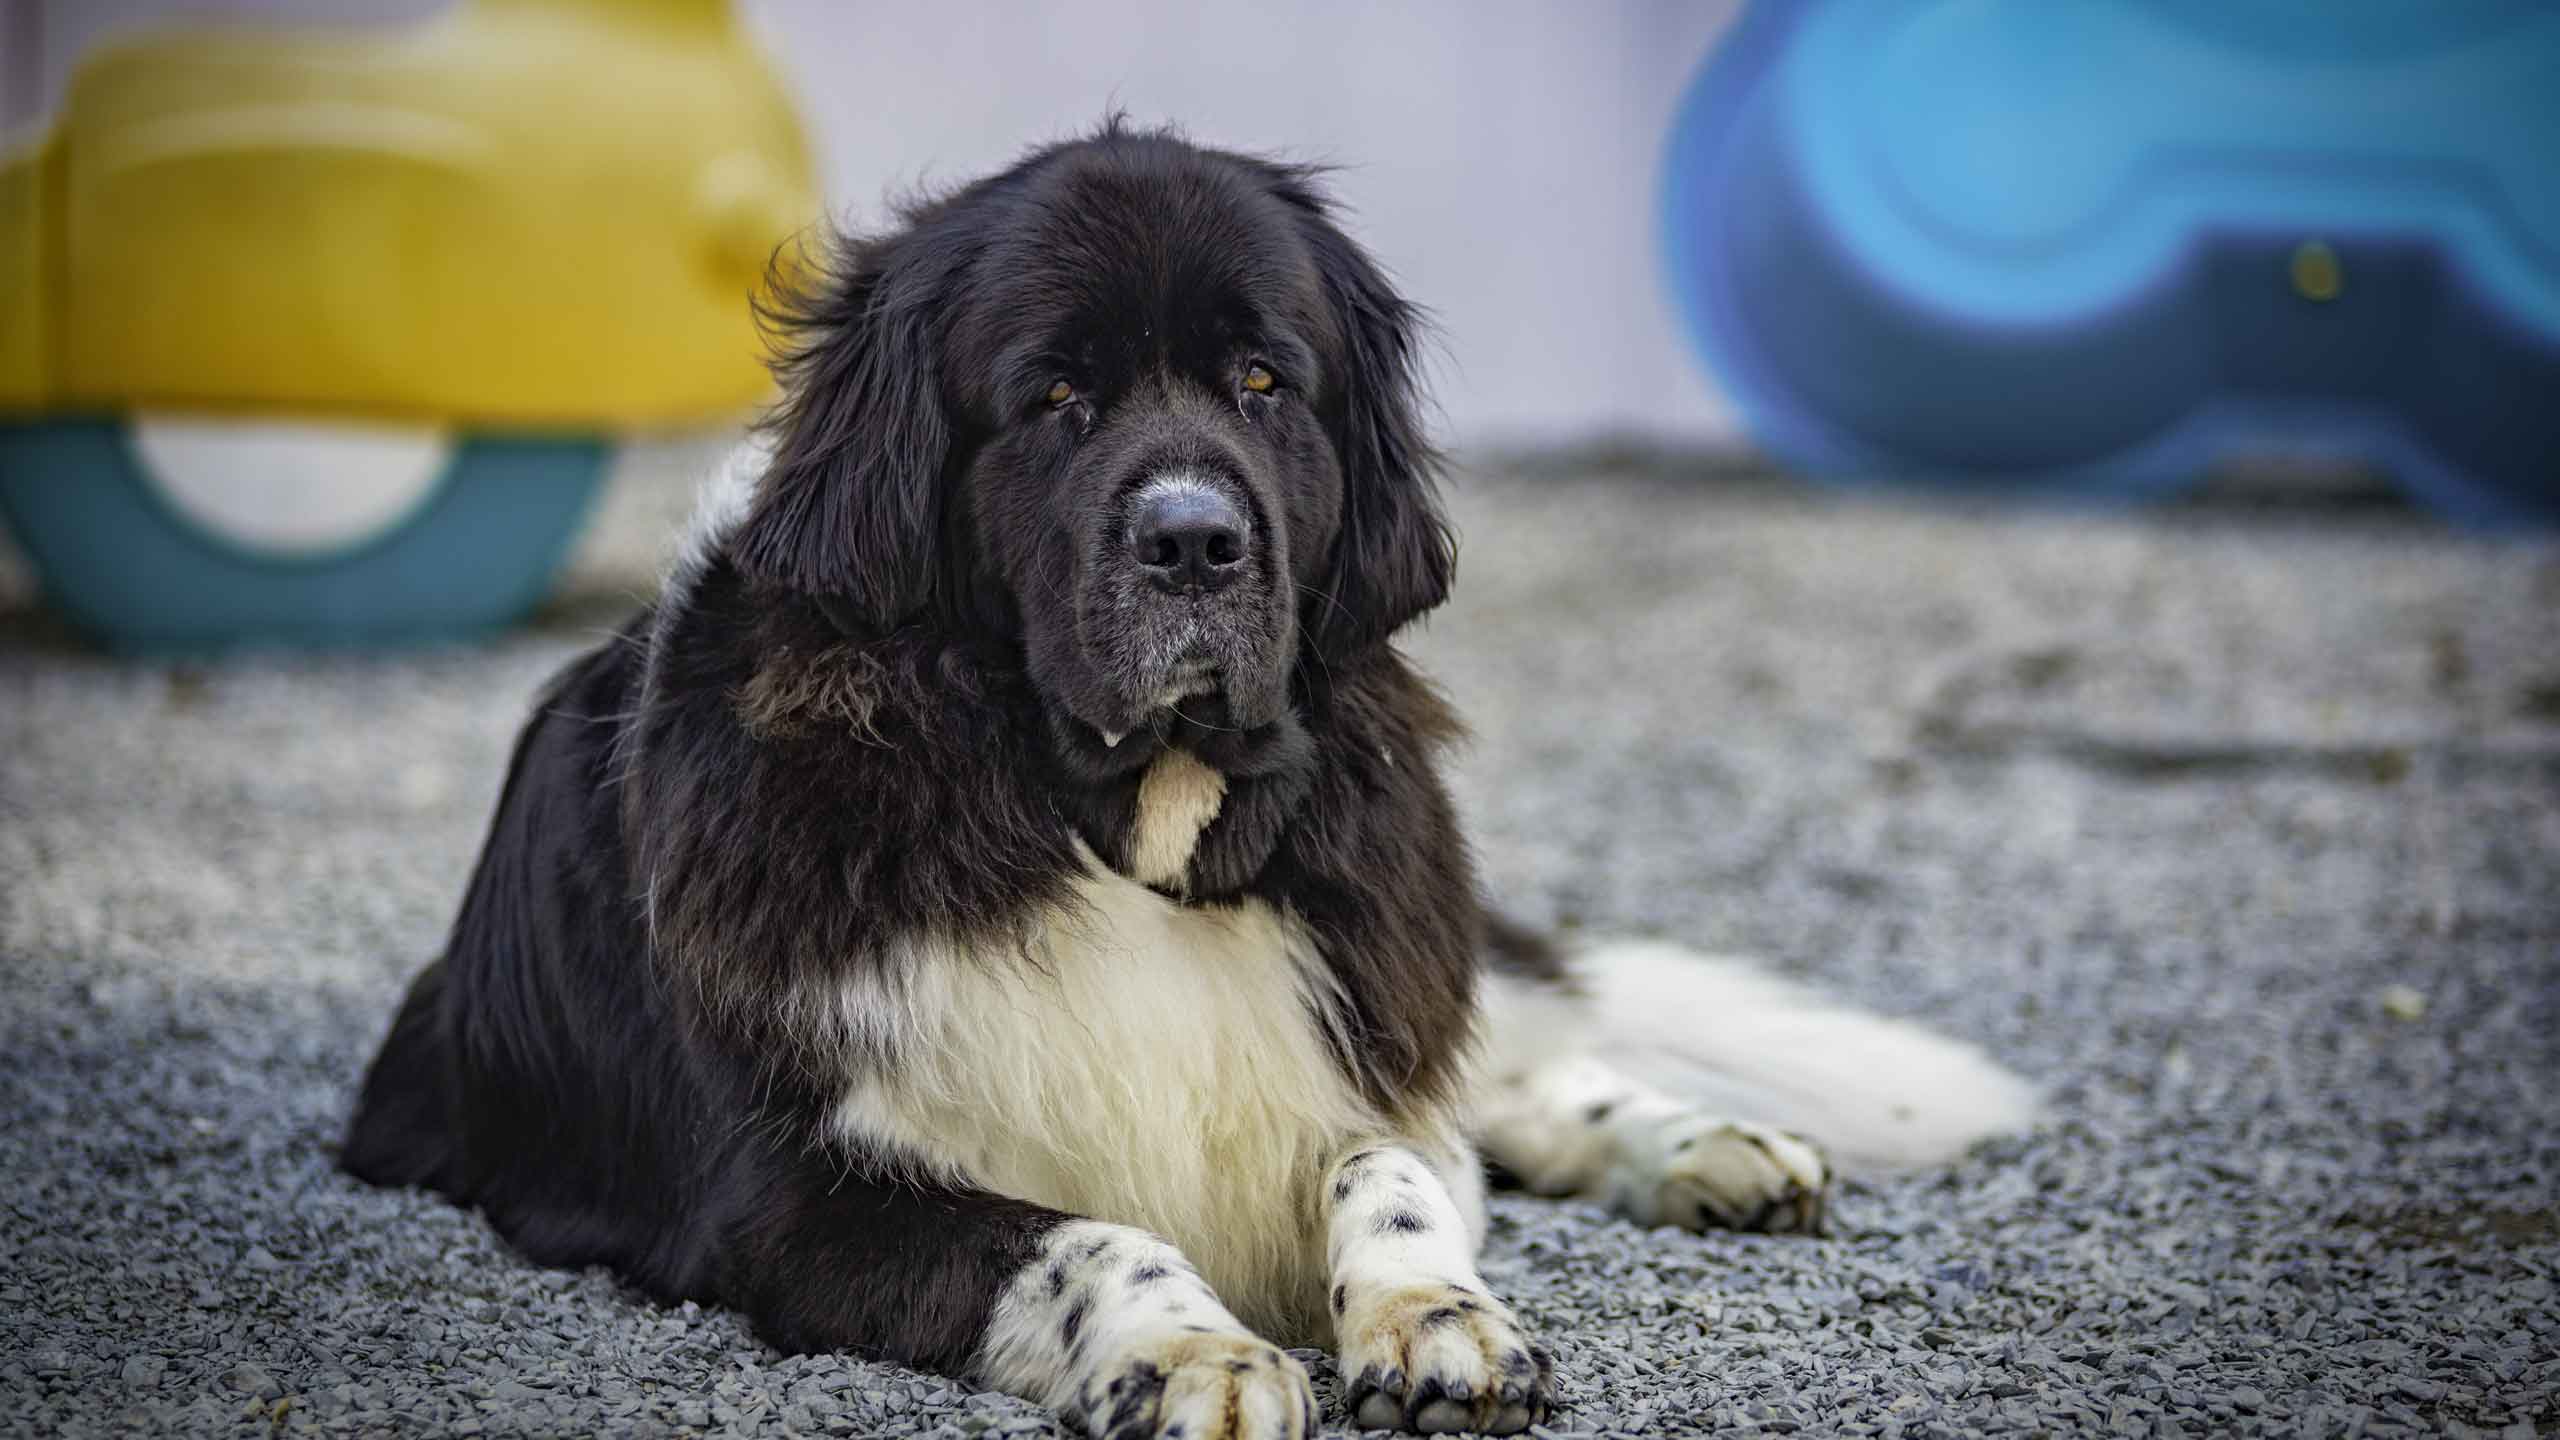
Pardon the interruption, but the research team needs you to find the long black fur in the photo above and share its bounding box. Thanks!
[344,122,1480,1382]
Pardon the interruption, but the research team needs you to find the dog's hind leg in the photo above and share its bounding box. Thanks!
[1474,916,1828,1235]
[1473,1052,1832,1235]
[1469,915,2038,1230]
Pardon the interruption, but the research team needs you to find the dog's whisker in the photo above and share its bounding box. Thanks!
[1167,701,1246,734]
[1289,583,1344,695]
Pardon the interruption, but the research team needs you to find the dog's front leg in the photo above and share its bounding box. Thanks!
[1323,1142,1553,1435]
[981,1220,1316,1440]
[722,1153,1312,1439]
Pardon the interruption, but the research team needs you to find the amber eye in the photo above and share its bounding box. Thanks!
[1242,363,1277,395]
[1046,380,1077,408]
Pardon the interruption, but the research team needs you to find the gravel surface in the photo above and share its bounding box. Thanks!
[4,446,2557,1438]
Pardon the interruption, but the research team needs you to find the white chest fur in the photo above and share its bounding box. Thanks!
[825,855,1379,1339]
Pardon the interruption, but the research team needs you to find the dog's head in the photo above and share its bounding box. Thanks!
[731,125,1452,775]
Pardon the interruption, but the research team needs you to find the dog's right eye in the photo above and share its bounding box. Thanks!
[1046,380,1078,409]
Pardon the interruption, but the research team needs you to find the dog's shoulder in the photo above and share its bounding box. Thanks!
[622,556,1085,1054]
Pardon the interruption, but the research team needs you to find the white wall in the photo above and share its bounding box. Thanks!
[4,0,1748,448]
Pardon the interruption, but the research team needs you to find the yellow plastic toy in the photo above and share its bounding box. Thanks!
[0,0,821,649]
[2,0,815,422]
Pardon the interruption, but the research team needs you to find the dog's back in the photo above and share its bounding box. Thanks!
[344,623,725,1302]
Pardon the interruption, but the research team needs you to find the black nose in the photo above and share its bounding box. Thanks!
[1131,487,1249,593]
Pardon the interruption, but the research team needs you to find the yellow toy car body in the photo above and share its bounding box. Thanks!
[0,0,818,426]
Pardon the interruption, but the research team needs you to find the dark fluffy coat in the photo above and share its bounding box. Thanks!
[344,122,1485,1377]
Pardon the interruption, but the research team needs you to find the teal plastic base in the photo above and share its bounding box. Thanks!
[0,418,607,651]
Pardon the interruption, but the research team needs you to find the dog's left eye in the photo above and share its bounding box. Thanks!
[1046,380,1079,408]
[1242,364,1278,395]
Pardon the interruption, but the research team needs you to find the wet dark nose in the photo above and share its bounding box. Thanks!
[1131,487,1248,593]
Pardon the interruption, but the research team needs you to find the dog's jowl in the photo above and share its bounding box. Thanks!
[344,121,2034,1439]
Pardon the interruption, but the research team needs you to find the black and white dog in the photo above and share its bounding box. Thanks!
[344,124,2033,1438]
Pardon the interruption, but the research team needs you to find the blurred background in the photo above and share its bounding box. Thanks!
[3,7,2557,1435]
[4,0,2554,648]
[3,0,1754,455]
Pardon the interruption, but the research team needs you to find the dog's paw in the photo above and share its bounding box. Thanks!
[1640,1117,1830,1235]
[1336,1282,1552,1434]
[1076,1330,1315,1440]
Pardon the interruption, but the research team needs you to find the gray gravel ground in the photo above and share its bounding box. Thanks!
[4,446,2557,1438]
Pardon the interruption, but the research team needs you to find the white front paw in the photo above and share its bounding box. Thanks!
[1075,1330,1314,1440]
[1336,1282,1552,1435]
[1626,1117,1830,1235]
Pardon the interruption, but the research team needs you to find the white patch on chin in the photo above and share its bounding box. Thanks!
[820,849,1395,1341]
[1129,750,1227,891]
[1100,664,1219,752]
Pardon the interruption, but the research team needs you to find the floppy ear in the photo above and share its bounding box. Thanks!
[732,228,951,629]
[1290,191,1457,659]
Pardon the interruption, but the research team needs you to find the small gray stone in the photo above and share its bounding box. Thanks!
[224,1364,284,1401]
